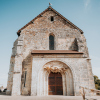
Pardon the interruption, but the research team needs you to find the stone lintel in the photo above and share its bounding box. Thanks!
[32,53,83,58]
[31,50,83,54]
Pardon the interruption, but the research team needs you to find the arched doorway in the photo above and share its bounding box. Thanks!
[37,61,74,96]
[48,72,63,95]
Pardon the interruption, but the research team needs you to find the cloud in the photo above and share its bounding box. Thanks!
[84,0,91,9]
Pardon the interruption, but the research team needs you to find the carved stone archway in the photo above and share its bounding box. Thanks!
[37,61,74,96]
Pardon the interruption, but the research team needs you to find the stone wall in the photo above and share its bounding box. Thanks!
[6,39,18,95]
[31,54,95,96]
[21,54,32,95]
[20,10,89,59]
[6,8,94,96]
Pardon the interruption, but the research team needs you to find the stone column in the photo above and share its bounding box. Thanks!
[6,72,13,95]
[39,71,44,96]
[31,71,38,96]
[66,72,70,96]
[31,58,38,96]
[12,55,23,96]
[6,56,15,95]
[12,34,24,96]
[87,58,95,96]
[6,40,18,95]
[62,73,66,95]
[44,71,48,96]
[70,72,73,96]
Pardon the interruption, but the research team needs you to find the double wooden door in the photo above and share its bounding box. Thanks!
[48,72,63,95]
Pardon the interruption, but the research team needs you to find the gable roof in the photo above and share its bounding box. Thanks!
[17,6,83,36]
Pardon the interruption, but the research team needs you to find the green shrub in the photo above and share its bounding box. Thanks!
[94,75,100,90]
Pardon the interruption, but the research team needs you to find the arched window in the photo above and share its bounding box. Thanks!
[49,34,54,50]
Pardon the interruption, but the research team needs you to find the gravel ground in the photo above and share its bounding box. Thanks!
[0,95,100,100]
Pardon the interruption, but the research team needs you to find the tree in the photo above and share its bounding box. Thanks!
[94,75,100,90]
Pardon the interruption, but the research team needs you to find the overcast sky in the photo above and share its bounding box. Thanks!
[0,0,100,87]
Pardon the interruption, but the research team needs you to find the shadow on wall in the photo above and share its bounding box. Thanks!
[21,53,32,96]
[69,38,78,51]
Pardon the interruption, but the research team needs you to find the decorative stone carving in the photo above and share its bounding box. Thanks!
[44,66,67,74]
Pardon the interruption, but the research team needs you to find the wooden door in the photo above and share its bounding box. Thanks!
[48,72,63,95]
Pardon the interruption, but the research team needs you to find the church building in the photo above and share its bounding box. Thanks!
[6,6,95,96]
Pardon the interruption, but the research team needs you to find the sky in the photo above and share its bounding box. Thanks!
[0,0,100,87]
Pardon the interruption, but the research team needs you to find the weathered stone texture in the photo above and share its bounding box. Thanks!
[6,7,95,96]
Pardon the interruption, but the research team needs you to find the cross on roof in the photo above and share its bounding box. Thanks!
[49,2,52,6]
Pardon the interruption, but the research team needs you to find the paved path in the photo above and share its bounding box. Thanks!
[0,95,100,100]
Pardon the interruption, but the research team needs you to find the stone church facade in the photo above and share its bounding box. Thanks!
[6,6,95,96]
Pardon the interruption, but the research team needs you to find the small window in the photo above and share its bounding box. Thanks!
[49,35,54,50]
[51,16,54,21]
